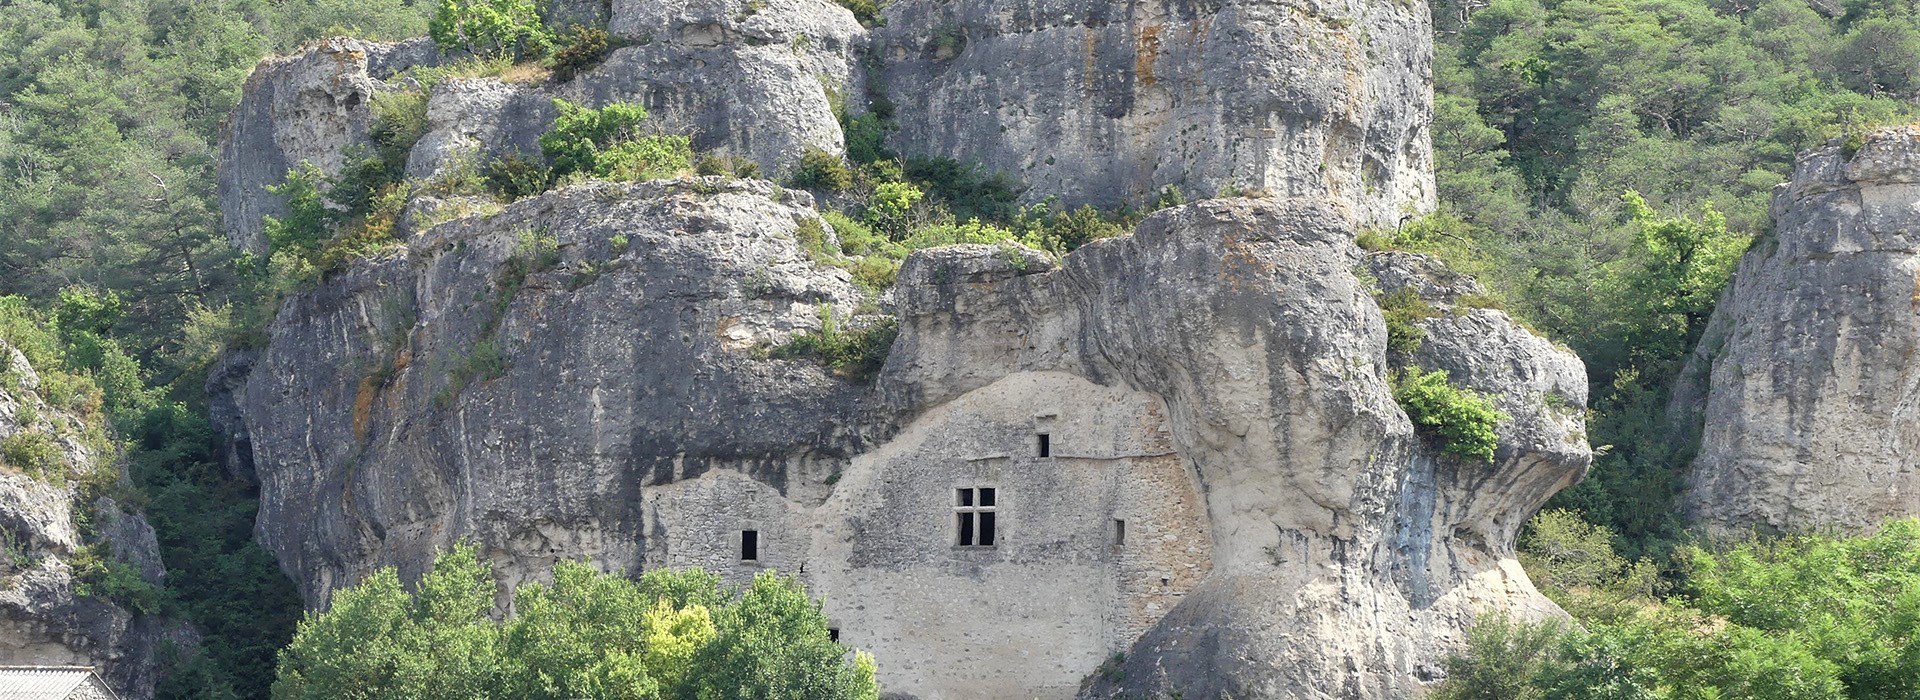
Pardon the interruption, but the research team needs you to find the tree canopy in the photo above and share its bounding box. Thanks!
[273,547,880,700]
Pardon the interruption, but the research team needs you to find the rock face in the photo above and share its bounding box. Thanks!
[871,0,1436,226]
[219,0,862,254]
[1682,126,1920,534]
[226,180,1586,697]
[218,37,444,255]
[0,347,172,700]
[215,0,1590,694]
[221,0,1435,253]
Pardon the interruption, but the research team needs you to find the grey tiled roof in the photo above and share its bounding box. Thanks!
[0,667,116,700]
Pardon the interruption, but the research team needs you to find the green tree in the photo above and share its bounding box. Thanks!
[428,0,553,59]
[1391,368,1509,462]
[274,549,879,700]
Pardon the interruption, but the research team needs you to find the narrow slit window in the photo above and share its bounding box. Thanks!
[741,530,759,561]
[954,487,997,547]
[1114,519,1126,546]
[1037,433,1051,458]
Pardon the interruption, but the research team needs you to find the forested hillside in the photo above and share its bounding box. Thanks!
[1423,0,1916,557]
[0,1,431,696]
[2,0,1919,695]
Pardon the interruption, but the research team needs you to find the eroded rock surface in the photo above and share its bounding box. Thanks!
[219,37,444,254]
[0,347,173,700]
[871,0,1436,226]
[219,0,861,254]
[1682,126,1920,534]
[229,186,1586,698]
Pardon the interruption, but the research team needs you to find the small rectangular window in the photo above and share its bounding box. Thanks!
[829,627,841,642]
[954,487,997,547]
[1037,433,1051,458]
[1114,519,1126,545]
[741,530,758,561]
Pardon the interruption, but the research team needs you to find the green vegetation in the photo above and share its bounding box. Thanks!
[550,25,613,81]
[1439,515,1920,699]
[0,431,67,480]
[1391,368,1509,462]
[428,0,553,59]
[832,0,887,27]
[777,100,1141,302]
[0,295,302,700]
[1377,287,1438,355]
[273,546,880,700]
[767,307,899,381]
[541,100,693,183]
[1427,0,1920,559]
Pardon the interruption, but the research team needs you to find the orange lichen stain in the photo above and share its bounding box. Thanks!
[1136,25,1163,87]
[1084,31,1098,94]
[353,375,378,441]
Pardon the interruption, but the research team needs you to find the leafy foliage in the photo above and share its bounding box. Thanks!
[1451,519,1920,699]
[1428,0,1916,559]
[1391,368,1508,462]
[767,307,899,382]
[274,546,880,700]
[428,0,553,59]
[0,296,302,700]
[1377,287,1438,355]
[549,25,612,81]
[789,148,854,191]
[541,100,689,183]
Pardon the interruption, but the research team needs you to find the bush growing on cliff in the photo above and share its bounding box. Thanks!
[0,431,66,480]
[789,148,854,191]
[549,25,612,81]
[768,307,899,381]
[428,0,554,59]
[273,545,879,700]
[1391,368,1507,462]
[540,100,690,183]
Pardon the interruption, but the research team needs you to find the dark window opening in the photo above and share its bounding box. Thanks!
[829,627,841,642]
[954,487,997,547]
[741,530,758,561]
[1114,519,1126,545]
[1037,433,1051,457]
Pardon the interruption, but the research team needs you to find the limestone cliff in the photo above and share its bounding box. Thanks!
[219,0,1432,253]
[872,0,1435,227]
[222,178,1586,696]
[1682,126,1920,534]
[0,347,174,700]
[212,0,1586,695]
